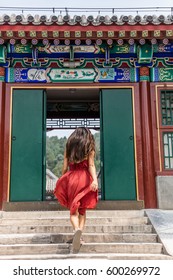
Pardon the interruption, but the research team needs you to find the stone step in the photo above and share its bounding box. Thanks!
[0,210,169,260]
[78,243,163,254]
[1,210,145,218]
[0,243,162,255]
[0,233,158,244]
[0,253,172,260]
[0,224,153,234]
[0,244,70,255]
[0,217,148,226]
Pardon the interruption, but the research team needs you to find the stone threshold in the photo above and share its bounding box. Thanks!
[2,201,144,211]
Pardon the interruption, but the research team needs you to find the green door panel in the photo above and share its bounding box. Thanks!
[42,90,47,200]
[10,89,45,201]
[101,89,136,200]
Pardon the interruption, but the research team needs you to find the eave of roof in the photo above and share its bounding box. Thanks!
[0,14,173,42]
[0,14,173,26]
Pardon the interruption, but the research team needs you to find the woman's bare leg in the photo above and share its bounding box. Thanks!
[70,209,82,253]
[79,213,86,231]
[70,210,79,230]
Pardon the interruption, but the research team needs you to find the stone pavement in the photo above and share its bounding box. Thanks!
[146,209,173,257]
[0,209,173,259]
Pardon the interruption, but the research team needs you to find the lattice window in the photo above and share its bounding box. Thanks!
[46,118,100,129]
[163,132,173,169]
[161,91,173,125]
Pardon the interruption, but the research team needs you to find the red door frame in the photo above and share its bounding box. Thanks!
[0,82,5,209]
[1,82,146,208]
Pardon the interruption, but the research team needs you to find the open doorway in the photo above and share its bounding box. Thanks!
[9,87,136,203]
[45,87,100,201]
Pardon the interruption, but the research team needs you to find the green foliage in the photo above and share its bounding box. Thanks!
[46,132,100,178]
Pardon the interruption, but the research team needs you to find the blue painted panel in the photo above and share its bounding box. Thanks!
[5,67,139,83]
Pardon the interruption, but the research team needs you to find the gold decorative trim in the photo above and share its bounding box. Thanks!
[64,31,70,37]
[53,31,59,37]
[30,31,36,37]
[75,31,81,37]
[142,30,148,37]
[6,31,13,37]
[119,31,125,37]
[18,31,25,37]
[154,30,160,37]
[41,31,48,38]
[86,31,92,37]
[108,31,114,37]
[130,31,137,37]
[166,30,173,37]
[97,31,103,37]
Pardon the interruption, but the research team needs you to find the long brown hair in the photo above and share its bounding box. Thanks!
[66,127,95,162]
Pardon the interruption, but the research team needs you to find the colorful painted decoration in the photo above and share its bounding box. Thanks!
[86,39,92,45]
[0,39,4,45]
[109,43,136,54]
[9,39,16,45]
[0,45,7,63]
[0,67,5,81]
[42,39,49,46]
[98,68,139,82]
[8,43,32,53]
[151,67,173,82]
[5,68,48,83]
[64,39,70,45]
[107,39,113,46]
[153,43,173,53]
[47,102,99,112]
[75,39,81,45]
[137,44,153,64]
[117,39,124,46]
[162,38,169,45]
[128,39,135,46]
[139,67,150,81]
[53,39,60,46]
[7,43,137,55]
[151,38,157,45]
[21,39,27,45]
[47,69,96,82]
[139,39,146,45]
[5,67,139,83]
[5,68,97,83]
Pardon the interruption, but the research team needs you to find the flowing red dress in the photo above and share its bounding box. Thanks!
[54,159,98,215]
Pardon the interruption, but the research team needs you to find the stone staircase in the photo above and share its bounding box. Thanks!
[0,210,172,259]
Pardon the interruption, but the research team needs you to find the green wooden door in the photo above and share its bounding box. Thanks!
[100,89,136,200]
[10,89,46,201]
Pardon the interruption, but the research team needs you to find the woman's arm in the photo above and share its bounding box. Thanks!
[61,149,68,175]
[88,150,98,191]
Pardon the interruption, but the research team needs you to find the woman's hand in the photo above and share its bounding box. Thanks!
[90,181,98,192]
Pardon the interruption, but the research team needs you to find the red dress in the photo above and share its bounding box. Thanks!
[54,159,98,215]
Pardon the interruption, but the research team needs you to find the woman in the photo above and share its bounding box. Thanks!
[54,127,98,253]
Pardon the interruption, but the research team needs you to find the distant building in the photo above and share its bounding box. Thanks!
[46,169,58,200]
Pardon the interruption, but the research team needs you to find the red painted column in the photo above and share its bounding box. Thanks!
[140,80,157,208]
[0,82,5,209]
